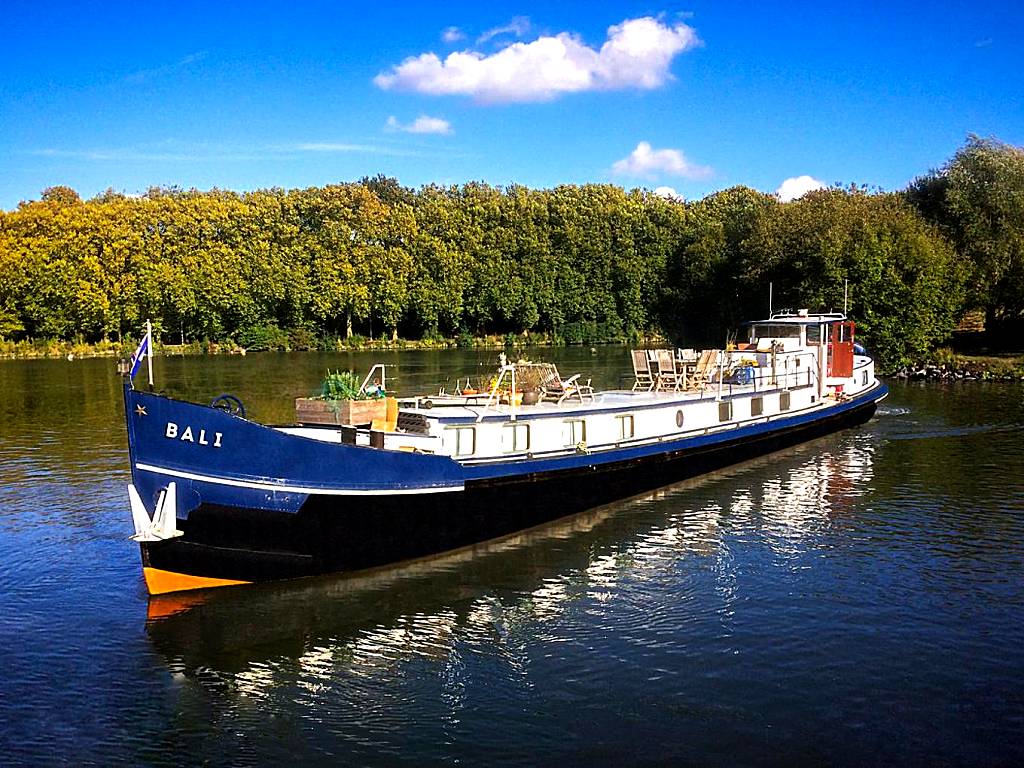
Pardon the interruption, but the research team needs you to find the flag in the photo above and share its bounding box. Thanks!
[129,329,150,379]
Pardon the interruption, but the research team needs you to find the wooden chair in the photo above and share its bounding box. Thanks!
[631,350,655,391]
[535,364,563,401]
[654,349,681,391]
[688,349,720,389]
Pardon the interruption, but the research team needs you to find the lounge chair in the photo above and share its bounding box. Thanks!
[542,370,594,404]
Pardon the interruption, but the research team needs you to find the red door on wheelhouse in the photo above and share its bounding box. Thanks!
[828,322,855,378]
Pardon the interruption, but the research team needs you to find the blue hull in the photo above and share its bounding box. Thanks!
[125,382,887,591]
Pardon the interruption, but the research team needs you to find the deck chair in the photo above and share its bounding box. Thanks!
[540,364,569,402]
[542,371,594,404]
[688,349,719,389]
[558,374,594,404]
[533,363,562,399]
[654,349,681,391]
[631,350,655,391]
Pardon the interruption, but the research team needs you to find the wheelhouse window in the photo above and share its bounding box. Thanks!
[617,414,635,440]
[502,422,530,453]
[563,419,586,447]
[449,426,476,456]
[748,323,803,344]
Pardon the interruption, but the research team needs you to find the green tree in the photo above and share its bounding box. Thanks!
[749,188,965,368]
[907,135,1024,337]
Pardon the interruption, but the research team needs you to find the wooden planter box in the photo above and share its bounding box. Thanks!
[295,397,387,426]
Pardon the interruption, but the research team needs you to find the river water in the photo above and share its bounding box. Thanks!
[1,349,1022,766]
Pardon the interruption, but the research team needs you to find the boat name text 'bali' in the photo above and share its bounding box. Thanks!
[164,422,223,448]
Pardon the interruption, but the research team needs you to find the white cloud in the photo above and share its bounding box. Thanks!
[477,16,531,45]
[384,115,453,135]
[31,140,424,162]
[776,175,825,202]
[125,51,207,83]
[612,142,712,181]
[288,142,422,157]
[31,145,242,162]
[374,16,700,103]
[653,186,684,201]
[442,26,465,43]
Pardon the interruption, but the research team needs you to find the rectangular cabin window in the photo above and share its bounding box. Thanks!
[449,426,476,456]
[751,396,764,417]
[718,401,732,422]
[862,370,868,386]
[617,414,635,440]
[780,392,791,411]
[750,324,802,340]
[563,419,586,447]
[502,422,530,453]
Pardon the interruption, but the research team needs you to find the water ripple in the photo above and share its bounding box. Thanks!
[2,361,1023,766]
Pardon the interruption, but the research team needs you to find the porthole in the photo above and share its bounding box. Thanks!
[675,410,684,428]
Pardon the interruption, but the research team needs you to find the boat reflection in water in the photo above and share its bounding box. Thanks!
[146,433,876,706]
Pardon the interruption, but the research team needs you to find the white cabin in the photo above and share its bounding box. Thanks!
[279,311,877,463]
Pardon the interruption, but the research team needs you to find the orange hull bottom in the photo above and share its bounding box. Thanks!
[143,566,250,595]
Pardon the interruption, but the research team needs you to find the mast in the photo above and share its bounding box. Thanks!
[146,319,154,390]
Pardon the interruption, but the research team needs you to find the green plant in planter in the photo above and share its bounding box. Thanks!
[319,370,367,400]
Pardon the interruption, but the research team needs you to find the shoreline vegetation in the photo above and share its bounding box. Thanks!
[2,136,1022,374]
[2,334,1021,382]
[0,331,658,361]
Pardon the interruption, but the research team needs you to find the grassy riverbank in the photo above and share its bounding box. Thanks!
[4,335,1021,381]
[907,348,1024,381]
[0,330,668,362]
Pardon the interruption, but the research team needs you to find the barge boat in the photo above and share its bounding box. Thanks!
[124,311,887,595]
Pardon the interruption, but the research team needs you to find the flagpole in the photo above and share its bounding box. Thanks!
[146,319,154,390]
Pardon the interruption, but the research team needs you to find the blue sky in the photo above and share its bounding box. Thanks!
[1,1,1022,209]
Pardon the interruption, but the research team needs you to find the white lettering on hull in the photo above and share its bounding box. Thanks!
[163,422,223,448]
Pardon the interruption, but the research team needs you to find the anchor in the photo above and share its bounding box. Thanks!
[128,482,184,542]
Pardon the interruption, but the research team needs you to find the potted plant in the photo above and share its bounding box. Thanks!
[295,370,388,426]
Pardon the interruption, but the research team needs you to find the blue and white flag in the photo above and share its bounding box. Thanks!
[129,330,150,379]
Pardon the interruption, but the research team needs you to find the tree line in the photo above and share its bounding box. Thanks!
[0,136,1020,369]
